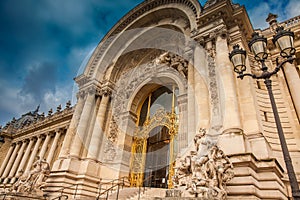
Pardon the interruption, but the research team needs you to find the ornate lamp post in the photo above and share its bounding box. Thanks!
[229,26,300,199]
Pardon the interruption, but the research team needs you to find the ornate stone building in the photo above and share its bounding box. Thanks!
[0,0,300,199]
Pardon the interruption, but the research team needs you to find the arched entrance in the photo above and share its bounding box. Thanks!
[129,85,178,188]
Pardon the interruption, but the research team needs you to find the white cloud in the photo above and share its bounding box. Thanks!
[67,45,96,77]
[245,0,300,29]
[285,0,300,19]
[248,2,271,29]
[43,83,74,112]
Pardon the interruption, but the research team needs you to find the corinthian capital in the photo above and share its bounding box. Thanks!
[100,81,114,97]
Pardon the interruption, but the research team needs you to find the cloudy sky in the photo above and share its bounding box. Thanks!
[0,0,299,126]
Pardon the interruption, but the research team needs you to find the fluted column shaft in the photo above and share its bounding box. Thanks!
[70,92,95,157]
[8,141,27,180]
[215,34,242,132]
[17,139,35,173]
[2,143,21,182]
[47,130,62,164]
[0,144,14,177]
[87,94,110,159]
[25,136,43,172]
[39,133,51,159]
[283,62,300,120]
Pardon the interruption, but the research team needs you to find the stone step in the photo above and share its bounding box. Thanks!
[106,187,144,200]
[0,192,46,200]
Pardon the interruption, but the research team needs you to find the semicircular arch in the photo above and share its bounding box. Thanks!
[82,1,201,82]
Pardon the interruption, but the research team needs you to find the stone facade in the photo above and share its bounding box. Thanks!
[0,0,300,199]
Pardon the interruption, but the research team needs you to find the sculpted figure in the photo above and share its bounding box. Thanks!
[214,147,234,190]
[194,128,206,153]
[11,156,50,193]
[173,128,234,199]
[156,52,188,77]
[174,155,192,187]
[156,52,171,65]
[11,170,27,192]
[34,158,50,189]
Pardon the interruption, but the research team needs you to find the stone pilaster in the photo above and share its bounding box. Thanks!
[0,144,14,178]
[59,92,85,158]
[9,140,27,183]
[70,88,96,158]
[17,138,35,174]
[283,62,300,120]
[193,44,209,143]
[186,45,196,149]
[215,31,242,133]
[87,89,111,160]
[39,133,51,159]
[47,129,62,164]
[25,136,43,172]
[3,142,21,183]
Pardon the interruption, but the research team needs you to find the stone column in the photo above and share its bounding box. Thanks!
[47,130,62,164]
[0,144,14,177]
[25,136,43,172]
[17,138,35,174]
[193,44,209,143]
[39,133,51,159]
[215,33,242,133]
[283,62,300,119]
[3,142,21,183]
[59,93,85,158]
[9,141,27,183]
[87,92,110,160]
[70,90,95,157]
[186,45,196,148]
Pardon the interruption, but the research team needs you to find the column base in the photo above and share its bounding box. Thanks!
[3,177,10,184]
[227,153,288,199]
[10,177,17,184]
[46,157,103,199]
[218,128,245,155]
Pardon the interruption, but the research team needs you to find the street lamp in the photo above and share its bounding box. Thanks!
[229,26,300,199]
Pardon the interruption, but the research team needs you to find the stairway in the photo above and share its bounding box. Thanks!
[106,187,167,200]
[0,192,46,200]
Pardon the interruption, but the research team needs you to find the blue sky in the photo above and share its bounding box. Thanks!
[0,0,299,126]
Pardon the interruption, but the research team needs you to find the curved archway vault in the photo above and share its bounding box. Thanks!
[70,0,211,184]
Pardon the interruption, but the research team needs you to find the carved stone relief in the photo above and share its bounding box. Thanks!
[156,52,189,78]
[112,53,188,124]
[207,45,222,129]
[174,128,234,199]
[104,116,118,161]
[10,156,50,195]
